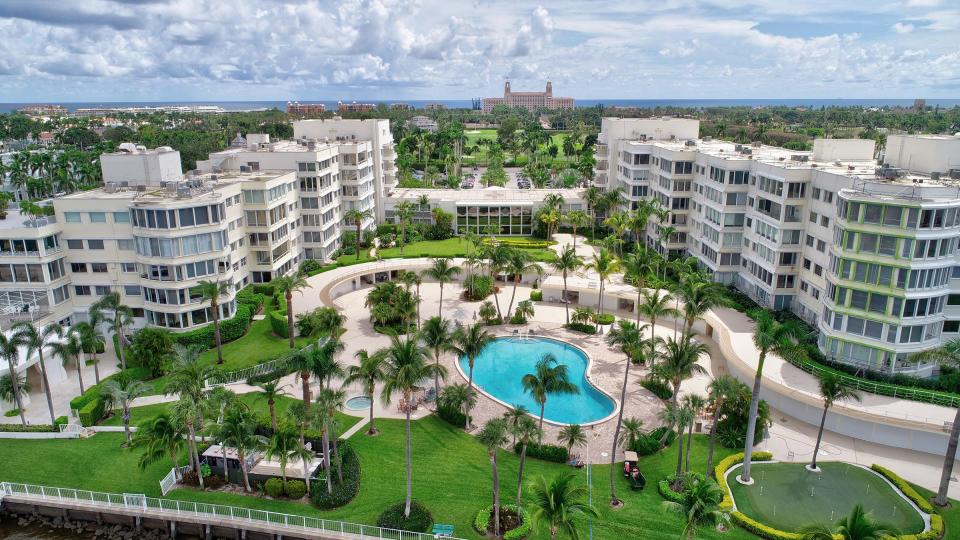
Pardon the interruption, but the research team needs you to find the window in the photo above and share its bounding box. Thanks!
[67,239,83,249]
[117,239,134,251]
[95,286,111,296]
[113,212,130,223]
[121,262,137,273]
[64,212,81,223]
[70,263,87,273]
[123,285,141,296]
[74,285,91,296]
[91,263,108,273]
[87,240,104,250]
[88,212,106,223]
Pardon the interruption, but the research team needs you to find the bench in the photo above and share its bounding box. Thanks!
[432,523,454,537]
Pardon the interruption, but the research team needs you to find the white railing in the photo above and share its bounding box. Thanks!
[58,424,82,434]
[159,466,189,496]
[206,337,328,387]
[1,482,463,540]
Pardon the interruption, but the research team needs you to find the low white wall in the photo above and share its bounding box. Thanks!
[0,431,79,439]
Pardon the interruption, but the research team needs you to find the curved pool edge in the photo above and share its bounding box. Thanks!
[453,333,621,428]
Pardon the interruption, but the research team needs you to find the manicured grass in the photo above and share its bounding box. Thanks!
[729,462,925,533]
[337,237,556,266]
[461,130,577,167]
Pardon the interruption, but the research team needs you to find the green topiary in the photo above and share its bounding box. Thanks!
[376,500,433,533]
[474,504,531,539]
[594,313,615,325]
[310,441,361,509]
[529,290,543,301]
[264,477,285,498]
[284,479,307,499]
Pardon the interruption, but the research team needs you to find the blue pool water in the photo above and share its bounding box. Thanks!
[458,337,616,425]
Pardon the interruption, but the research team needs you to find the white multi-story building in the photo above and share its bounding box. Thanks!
[597,117,960,377]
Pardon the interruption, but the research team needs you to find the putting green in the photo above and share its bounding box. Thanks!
[728,462,925,534]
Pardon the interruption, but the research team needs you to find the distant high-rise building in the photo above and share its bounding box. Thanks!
[16,104,67,117]
[482,81,574,113]
[286,102,327,116]
[338,101,377,113]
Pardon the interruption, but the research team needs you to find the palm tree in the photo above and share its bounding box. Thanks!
[605,319,645,506]
[422,258,460,319]
[565,210,590,250]
[740,312,807,484]
[451,322,494,428]
[311,336,345,389]
[681,394,707,473]
[49,327,86,395]
[603,212,631,257]
[194,280,230,364]
[394,201,415,254]
[265,426,310,484]
[419,316,452,399]
[639,289,680,364]
[74,319,104,384]
[512,415,541,511]
[11,321,62,425]
[558,424,587,457]
[438,383,476,428]
[130,413,185,473]
[677,278,730,336]
[165,344,215,487]
[344,208,374,260]
[0,333,26,426]
[799,503,899,540]
[504,250,540,319]
[343,349,388,435]
[477,417,510,538]
[378,335,447,518]
[704,376,743,477]
[529,472,599,540]
[522,354,579,434]
[102,373,148,445]
[911,338,960,505]
[483,243,511,321]
[272,273,309,348]
[585,248,620,319]
[255,380,289,433]
[662,479,729,540]
[316,387,346,493]
[618,417,644,450]
[218,409,267,492]
[550,246,583,325]
[170,396,208,488]
[652,332,709,407]
[503,404,530,445]
[622,250,656,326]
[91,292,133,370]
[810,373,861,471]
[287,349,318,413]
[660,402,695,482]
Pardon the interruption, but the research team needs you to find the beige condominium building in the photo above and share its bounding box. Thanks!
[597,117,960,377]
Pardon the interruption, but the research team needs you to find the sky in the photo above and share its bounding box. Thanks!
[0,0,958,102]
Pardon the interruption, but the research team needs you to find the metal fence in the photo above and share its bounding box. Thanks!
[1,482,462,540]
[206,337,329,387]
[158,466,190,496]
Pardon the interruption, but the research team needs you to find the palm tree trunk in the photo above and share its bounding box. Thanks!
[438,284,444,319]
[213,299,223,364]
[368,384,377,435]
[507,277,519,319]
[416,284,422,330]
[75,355,85,395]
[538,403,546,439]
[37,354,56,425]
[811,404,829,470]
[562,272,570,325]
[223,444,229,479]
[356,221,362,261]
[188,423,205,489]
[323,427,332,494]
[491,451,501,538]
[433,352,441,404]
[404,400,413,518]
[516,443,528,510]
[466,363,476,429]
[331,427,342,484]
[7,360,27,426]
[610,357,631,505]
[597,281,605,317]
[650,316,658,368]
[239,449,251,492]
[92,352,100,384]
[491,269,503,321]
[635,290,642,326]
[123,405,132,444]
[116,324,127,370]
[286,291,295,349]
[935,405,960,505]
[706,406,721,478]
[301,372,311,411]
[685,422,693,473]
[269,400,278,433]
[675,427,684,479]
[740,355,766,484]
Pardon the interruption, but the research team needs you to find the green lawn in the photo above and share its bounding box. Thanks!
[729,462,924,534]
[337,237,556,265]
[462,129,577,167]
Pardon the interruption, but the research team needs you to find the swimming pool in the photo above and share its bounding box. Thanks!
[458,337,616,425]
[345,396,372,411]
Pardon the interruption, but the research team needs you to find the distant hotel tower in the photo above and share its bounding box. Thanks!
[286,102,326,116]
[481,81,574,113]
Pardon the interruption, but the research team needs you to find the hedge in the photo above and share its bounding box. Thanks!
[264,477,284,498]
[640,377,673,400]
[529,290,543,301]
[310,440,361,509]
[173,303,255,349]
[437,404,468,429]
[0,423,59,432]
[730,512,804,540]
[513,442,568,463]
[78,397,107,427]
[632,426,676,456]
[284,480,307,499]
[376,500,433,533]
[657,472,706,503]
[713,451,773,512]
[594,313,615,325]
[564,322,596,334]
[268,307,289,338]
[474,504,531,540]
[869,465,936,515]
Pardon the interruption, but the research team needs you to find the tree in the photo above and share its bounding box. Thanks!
[910,339,960,505]
[522,354,579,435]
[451,322,494,428]
[102,372,148,445]
[316,387,346,493]
[677,278,731,335]
[272,273,309,348]
[165,344,215,488]
[811,373,861,471]
[623,250,657,326]
[378,335,447,518]
[605,319,645,506]
[422,258,460,319]
[585,249,620,319]
[603,212,631,257]
[265,426,310,484]
[74,320,104,384]
[0,372,29,426]
[799,503,899,540]
[740,312,807,484]
[512,415,541,511]
[681,394,707,473]
[49,326,86,395]
[288,348,318,413]
[551,246,583,325]
[255,379,289,433]
[91,292,133,370]
[130,413,185,473]
[618,417,644,450]
[194,280,230,364]
[343,349,387,435]
[438,383,477,428]
[565,210,590,249]
[529,472,599,540]
[394,201,415,253]
[130,326,173,378]
[218,408,266,492]
[505,250,541,319]
[482,243,512,321]
[705,376,743,477]
[344,208,374,260]
[399,271,424,330]
[514,300,535,323]
[652,332,709,407]
[558,424,587,457]
[659,402,695,482]
[639,289,680,364]
[478,418,510,538]
[662,479,729,540]
[11,321,63,425]
[419,317,452,399]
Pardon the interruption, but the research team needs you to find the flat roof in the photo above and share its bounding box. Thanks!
[210,140,338,156]
[387,187,585,204]
[60,170,294,202]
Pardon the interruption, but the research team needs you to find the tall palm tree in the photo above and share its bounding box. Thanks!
[605,319,646,506]
[394,201,415,254]
[218,408,267,492]
[483,243,511,321]
[91,292,133,370]
[704,376,743,477]
[799,503,899,540]
[74,319,104,384]
[255,379,289,433]
[422,258,460,319]
[194,280,230,364]
[49,326,85,395]
[311,336,345,389]
[623,250,656,325]
[272,273,309,348]
[660,402,695,482]
[0,373,29,426]
[504,250,540,319]
[130,413,185,474]
[639,289,680,364]
[287,349,318,413]
[740,312,807,484]
[316,387,346,493]
[603,212,631,257]
[677,278,730,335]
[529,472,599,540]
[419,316,452,399]
[451,322,494,428]
[503,404,531,445]
[512,415,541,511]
[165,344,215,487]
[170,396,208,488]
[0,337,27,427]
[681,394,707,473]
[810,373,861,470]
[265,426,310,484]
[378,335,447,518]
[344,208,374,260]
[343,349,388,435]
[584,186,603,240]
[652,332,709,407]
[662,479,729,540]
[477,417,510,539]
[550,246,583,325]
[911,339,960,505]
[522,354,579,435]
[11,321,62,425]
[102,373,148,444]
[585,248,621,319]
[565,210,590,250]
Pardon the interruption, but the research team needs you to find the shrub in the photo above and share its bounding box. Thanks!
[284,480,307,499]
[513,442,568,463]
[173,303,254,349]
[0,423,59,432]
[632,426,676,456]
[529,290,543,301]
[376,500,433,533]
[564,322,596,334]
[714,451,773,511]
[657,472,707,503]
[264,478,285,498]
[594,313,615,325]
[462,274,494,300]
[474,504,531,540]
[730,511,803,540]
[437,404,468,429]
[640,377,673,400]
[869,464,935,514]
[53,415,68,427]
[310,441,361,509]
[78,395,107,426]
[299,259,323,275]
[268,308,289,338]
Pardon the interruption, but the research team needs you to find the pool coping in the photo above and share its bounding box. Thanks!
[723,460,932,533]
[453,333,622,428]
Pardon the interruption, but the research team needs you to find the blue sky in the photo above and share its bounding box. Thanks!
[0,0,957,101]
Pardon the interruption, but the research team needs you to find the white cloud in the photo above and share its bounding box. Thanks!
[892,22,914,33]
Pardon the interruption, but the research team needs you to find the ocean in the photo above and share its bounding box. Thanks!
[1,98,959,114]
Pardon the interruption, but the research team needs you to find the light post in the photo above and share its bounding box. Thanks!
[586,425,605,540]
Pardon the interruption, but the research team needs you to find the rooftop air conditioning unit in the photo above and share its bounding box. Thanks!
[931,172,941,181]
[119,181,130,187]
[135,185,147,192]
[104,182,119,193]
[685,140,697,147]
[239,165,250,173]
[177,187,191,198]
[734,144,744,152]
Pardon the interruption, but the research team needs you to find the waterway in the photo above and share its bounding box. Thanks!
[0,516,82,539]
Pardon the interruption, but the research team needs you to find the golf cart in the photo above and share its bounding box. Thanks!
[623,450,646,491]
